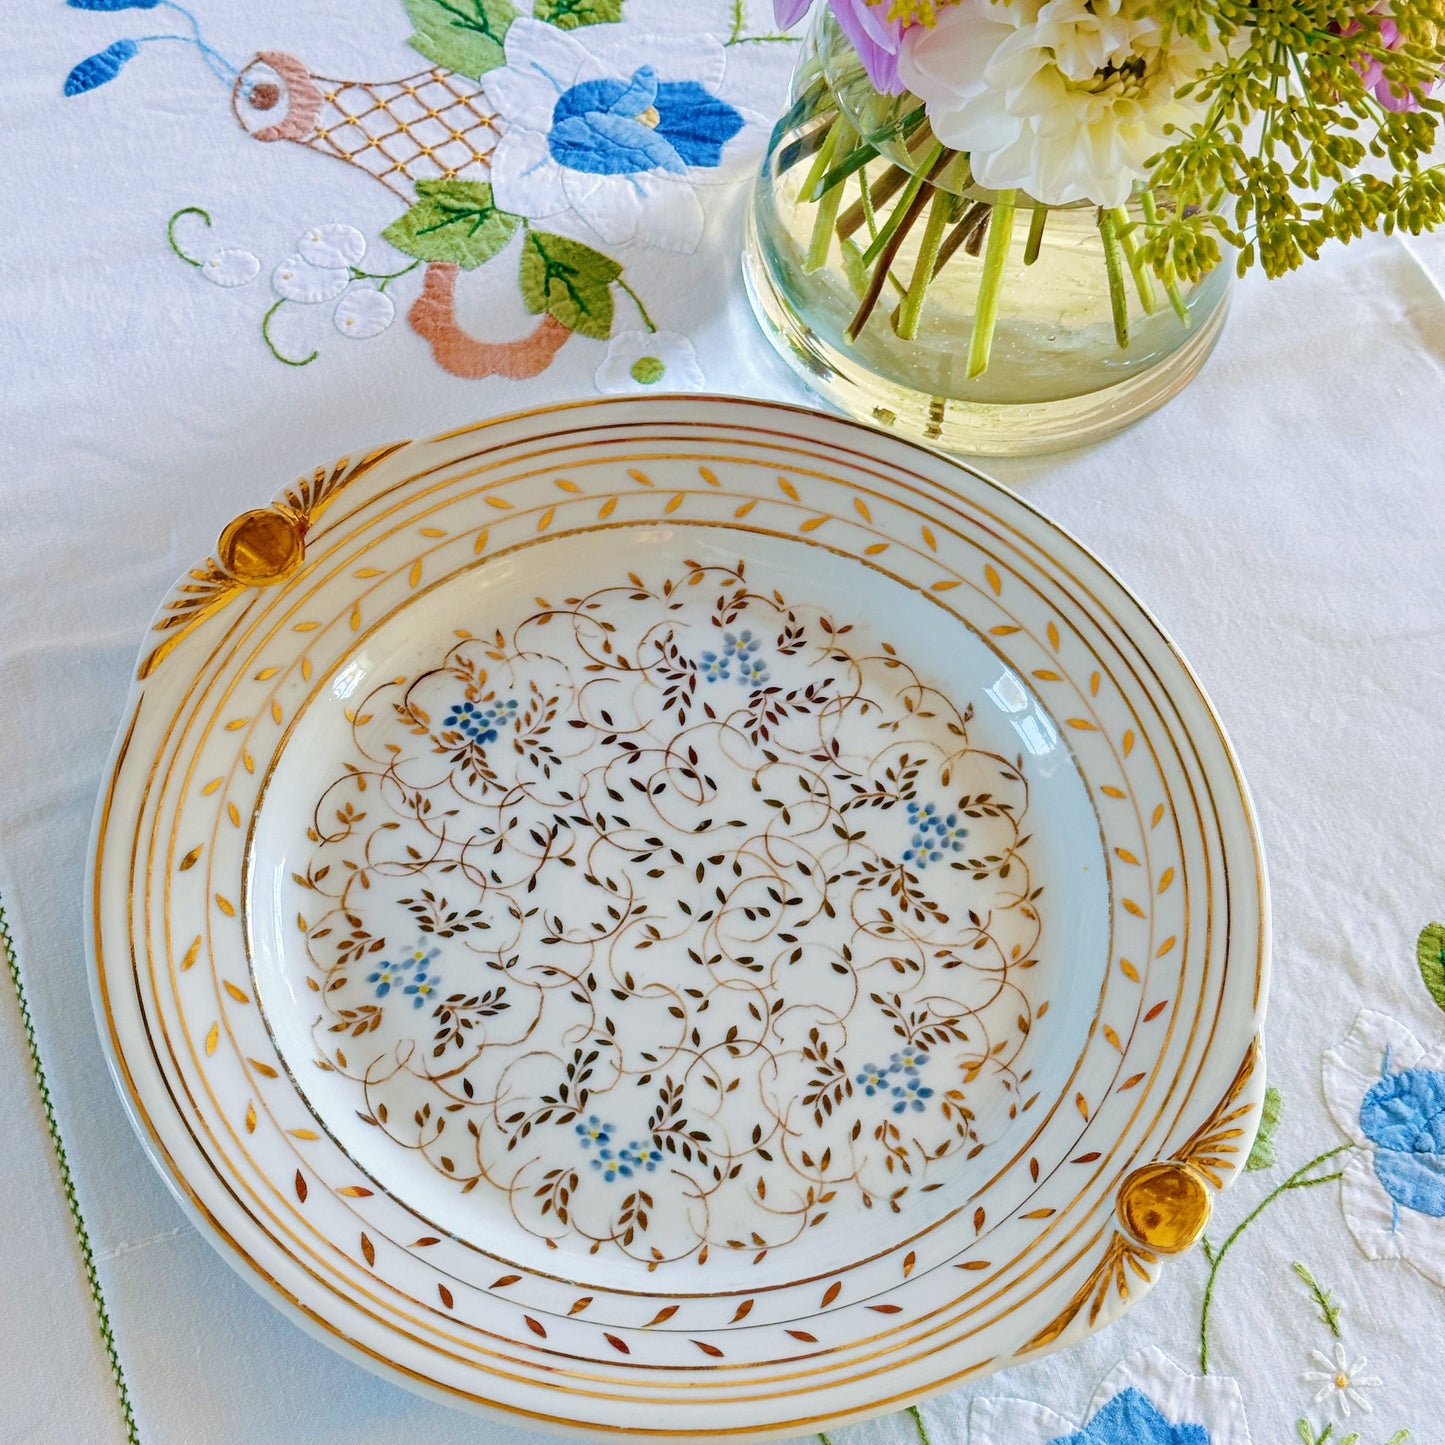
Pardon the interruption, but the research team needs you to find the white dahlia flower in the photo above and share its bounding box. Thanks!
[898,0,1216,208]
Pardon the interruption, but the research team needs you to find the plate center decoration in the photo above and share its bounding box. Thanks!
[255,535,1105,1278]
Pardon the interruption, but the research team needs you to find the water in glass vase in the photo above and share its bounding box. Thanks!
[743,12,1231,458]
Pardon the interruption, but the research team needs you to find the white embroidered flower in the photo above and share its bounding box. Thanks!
[481,9,756,253]
[967,1346,1253,1445]
[199,247,260,288]
[898,0,1216,207]
[1323,1009,1445,1286]
[297,222,367,269]
[1302,1342,1382,1419]
[594,329,704,391]
[272,251,351,303]
[333,285,395,339]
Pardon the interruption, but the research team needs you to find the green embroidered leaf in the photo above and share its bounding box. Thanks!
[402,0,517,77]
[1417,922,1445,1013]
[520,231,621,340]
[534,0,623,25]
[1245,1083,1282,1170]
[382,181,521,269]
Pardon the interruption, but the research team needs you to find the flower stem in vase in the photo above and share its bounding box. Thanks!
[803,121,855,273]
[895,188,954,340]
[838,165,908,242]
[847,147,951,342]
[1141,190,1190,326]
[1098,207,1130,350]
[966,190,1017,379]
[1023,205,1048,266]
[860,143,947,269]
[1109,206,1158,315]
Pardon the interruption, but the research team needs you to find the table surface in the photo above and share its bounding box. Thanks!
[3,3,1444,1443]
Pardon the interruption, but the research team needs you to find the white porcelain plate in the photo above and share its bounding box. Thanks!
[89,397,1268,1439]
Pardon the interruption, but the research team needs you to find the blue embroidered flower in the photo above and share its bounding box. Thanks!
[699,650,730,683]
[549,67,742,176]
[1359,1064,1445,1217]
[1047,1387,1209,1445]
[890,1076,934,1114]
[888,1046,929,1076]
[623,1141,664,1172]
[592,1148,634,1181]
[855,1063,889,1096]
[403,968,439,1009]
[575,1115,613,1150]
[482,18,749,253]
[901,800,967,870]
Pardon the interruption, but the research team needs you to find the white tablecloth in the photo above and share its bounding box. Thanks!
[3,2,1444,1442]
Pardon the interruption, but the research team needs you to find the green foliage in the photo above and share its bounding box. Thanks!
[534,0,624,26]
[1417,921,1445,1011]
[382,181,522,268]
[520,231,623,338]
[1246,1084,1282,1170]
[1140,0,1445,280]
[1291,1260,1343,1335]
[402,0,517,76]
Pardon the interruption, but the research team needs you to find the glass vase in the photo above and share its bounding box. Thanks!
[742,11,1232,458]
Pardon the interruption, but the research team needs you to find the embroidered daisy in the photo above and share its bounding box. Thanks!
[594,329,704,392]
[1302,1343,1381,1419]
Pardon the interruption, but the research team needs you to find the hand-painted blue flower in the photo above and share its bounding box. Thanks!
[549,67,744,177]
[403,968,439,1009]
[575,1115,613,1149]
[444,697,518,744]
[901,799,967,869]
[623,1142,664,1172]
[855,1063,889,1096]
[591,1148,634,1181]
[1360,1065,1445,1217]
[699,650,730,683]
[888,1046,929,1075]
[1048,1387,1209,1445]
[367,962,401,999]
[891,1077,934,1113]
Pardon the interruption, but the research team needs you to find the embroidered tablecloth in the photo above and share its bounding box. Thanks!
[2,2,1444,1442]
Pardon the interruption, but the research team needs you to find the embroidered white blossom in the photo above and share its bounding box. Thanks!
[272,252,351,303]
[594,329,704,392]
[199,247,260,288]
[898,0,1216,207]
[297,222,367,269]
[333,285,395,339]
[1302,1342,1382,1418]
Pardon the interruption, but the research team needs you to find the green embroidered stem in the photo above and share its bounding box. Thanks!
[166,205,210,266]
[908,1404,934,1445]
[1098,207,1131,350]
[1199,1145,1349,1374]
[261,299,318,368]
[1,900,141,1445]
[350,259,420,293]
[615,278,657,334]
[818,1434,835,1445]
[895,188,952,340]
[1292,1261,1343,1337]
[1109,205,1158,314]
[967,190,1016,379]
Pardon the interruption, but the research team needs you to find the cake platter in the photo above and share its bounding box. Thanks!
[88,396,1268,1438]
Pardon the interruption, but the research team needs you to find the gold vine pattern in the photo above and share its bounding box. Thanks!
[295,562,1049,1264]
